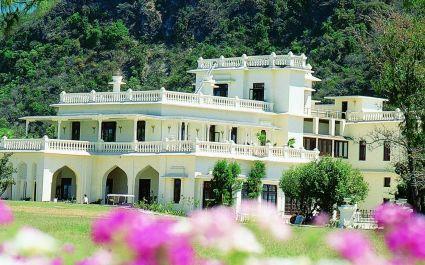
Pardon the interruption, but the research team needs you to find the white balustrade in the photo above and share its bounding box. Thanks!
[0,138,319,161]
[197,53,308,70]
[346,111,404,122]
[59,89,274,112]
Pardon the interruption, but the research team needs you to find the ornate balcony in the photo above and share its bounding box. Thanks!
[58,88,274,112]
[197,52,311,70]
[0,136,319,162]
[304,108,403,122]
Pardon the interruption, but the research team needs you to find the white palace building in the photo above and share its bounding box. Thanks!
[0,52,403,212]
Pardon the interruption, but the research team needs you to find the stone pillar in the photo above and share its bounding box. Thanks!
[133,119,138,142]
[330,118,336,136]
[206,124,210,142]
[313,117,319,134]
[97,120,102,141]
[57,120,62,139]
[41,169,53,202]
[25,120,30,137]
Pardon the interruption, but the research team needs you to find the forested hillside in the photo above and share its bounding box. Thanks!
[0,0,420,136]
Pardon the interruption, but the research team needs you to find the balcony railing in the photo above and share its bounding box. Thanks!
[197,52,310,70]
[304,108,404,122]
[59,89,274,112]
[346,111,404,122]
[0,137,319,162]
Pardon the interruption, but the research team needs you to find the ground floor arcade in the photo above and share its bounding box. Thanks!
[1,152,397,212]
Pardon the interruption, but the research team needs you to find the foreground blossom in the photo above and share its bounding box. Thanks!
[374,203,413,227]
[327,231,386,265]
[239,200,291,241]
[0,200,13,225]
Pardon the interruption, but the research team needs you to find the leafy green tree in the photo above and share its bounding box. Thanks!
[280,157,368,214]
[0,153,16,196]
[211,160,242,206]
[364,11,425,211]
[244,161,266,199]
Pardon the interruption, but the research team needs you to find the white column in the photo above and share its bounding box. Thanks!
[330,118,335,136]
[97,120,102,141]
[313,117,319,134]
[250,128,253,144]
[41,169,53,202]
[133,119,138,142]
[25,120,29,137]
[57,120,62,139]
[206,124,210,142]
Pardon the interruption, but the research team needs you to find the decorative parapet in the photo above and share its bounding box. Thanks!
[58,89,274,112]
[197,52,311,70]
[304,108,404,122]
[0,138,319,162]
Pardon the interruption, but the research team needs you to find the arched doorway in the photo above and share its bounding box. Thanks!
[51,166,77,201]
[135,166,159,203]
[104,167,128,200]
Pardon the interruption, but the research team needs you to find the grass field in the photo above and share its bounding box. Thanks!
[0,201,388,264]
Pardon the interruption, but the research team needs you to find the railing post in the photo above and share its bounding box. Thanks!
[197,57,204,69]
[60,91,66,103]
[235,96,240,108]
[288,51,294,67]
[132,140,138,152]
[313,148,320,159]
[300,147,306,159]
[194,138,200,153]
[95,139,104,153]
[242,54,247,68]
[283,146,289,158]
[230,140,236,154]
[160,87,167,102]
[42,135,49,151]
[126,89,133,101]
[266,142,273,157]
[198,92,204,104]
[301,53,307,68]
[219,55,225,68]
[1,136,7,149]
[90,90,96,102]
[270,52,276,68]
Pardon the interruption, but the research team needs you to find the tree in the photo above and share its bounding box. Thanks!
[0,0,46,36]
[280,157,368,214]
[0,153,16,196]
[363,11,425,211]
[244,161,266,199]
[210,160,242,207]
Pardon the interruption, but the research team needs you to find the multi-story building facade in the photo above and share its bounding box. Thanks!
[0,53,403,212]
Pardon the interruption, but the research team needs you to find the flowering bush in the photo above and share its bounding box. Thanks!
[0,199,425,265]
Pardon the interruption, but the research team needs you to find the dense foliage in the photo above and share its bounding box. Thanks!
[0,0,418,137]
[244,161,266,199]
[0,153,16,196]
[280,157,368,214]
[210,160,242,206]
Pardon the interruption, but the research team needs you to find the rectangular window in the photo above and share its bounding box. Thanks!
[213,84,228,97]
[101,122,117,142]
[359,140,367,161]
[383,141,391,161]
[384,177,391,188]
[262,184,277,205]
[303,137,316,150]
[71,122,80,140]
[341,101,348,119]
[318,139,332,156]
[334,140,348,158]
[250,83,265,101]
[173,179,181,203]
[137,121,146,141]
[209,125,217,142]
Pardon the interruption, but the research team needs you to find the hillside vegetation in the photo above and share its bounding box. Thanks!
[0,0,420,136]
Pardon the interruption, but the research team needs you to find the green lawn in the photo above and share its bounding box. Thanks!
[0,201,387,264]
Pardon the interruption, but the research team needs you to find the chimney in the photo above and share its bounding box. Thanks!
[109,70,126,92]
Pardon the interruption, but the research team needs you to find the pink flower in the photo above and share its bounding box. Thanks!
[239,200,291,241]
[0,200,13,225]
[327,231,384,264]
[374,203,413,227]
[76,250,113,265]
[313,213,329,226]
[91,208,142,244]
[62,243,75,254]
[386,215,425,260]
